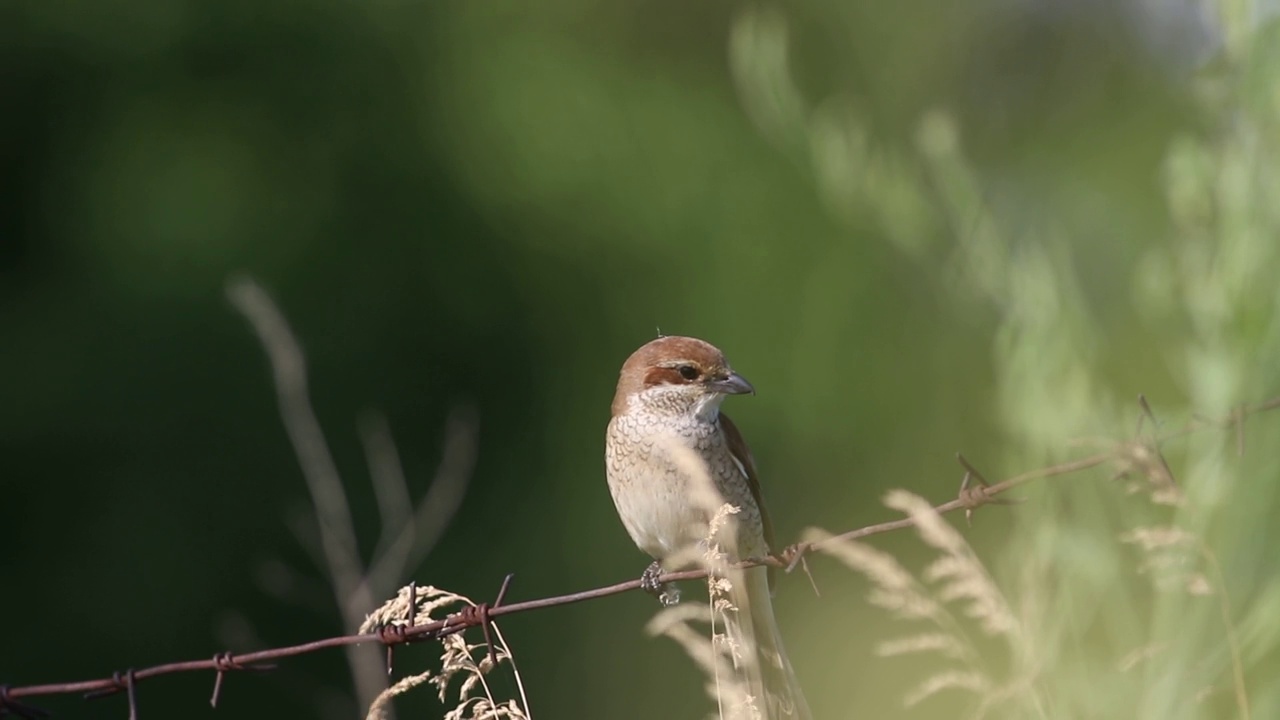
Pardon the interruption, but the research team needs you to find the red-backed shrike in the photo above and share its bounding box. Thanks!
[605,336,810,719]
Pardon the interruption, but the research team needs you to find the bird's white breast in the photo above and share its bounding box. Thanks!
[606,403,764,562]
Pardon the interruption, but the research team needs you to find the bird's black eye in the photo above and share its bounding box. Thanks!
[677,364,700,381]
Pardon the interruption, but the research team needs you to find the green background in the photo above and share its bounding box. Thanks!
[5,1,1279,718]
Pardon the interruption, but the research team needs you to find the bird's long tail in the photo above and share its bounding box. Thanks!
[722,565,811,720]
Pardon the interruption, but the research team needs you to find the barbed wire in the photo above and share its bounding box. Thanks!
[3,393,1277,719]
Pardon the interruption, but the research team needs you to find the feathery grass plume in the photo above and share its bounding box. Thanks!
[643,503,761,720]
[1120,525,1206,595]
[902,670,990,709]
[908,51,1275,719]
[651,434,812,718]
[659,434,743,566]
[801,528,942,624]
[366,673,436,720]
[360,585,530,720]
[804,491,1043,716]
[652,434,763,718]
[648,602,761,720]
[728,5,938,256]
[885,491,1018,637]
[722,1,1280,716]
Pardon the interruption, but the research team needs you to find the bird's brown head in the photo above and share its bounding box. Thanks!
[611,336,754,419]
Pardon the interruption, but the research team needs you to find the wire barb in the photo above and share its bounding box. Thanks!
[779,542,811,574]
[1127,397,1180,491]
[0,685,50,720]
[1136,394,1159,436]
[407,580,418,628]
[774,542,821,596]
[382,581,419,675]
[1234,404,1248,457]
[84,669,138,720]
[955,453,1021,526]
[209,652,276,708]
[1187,400,1253,459]
[377,622,412,679]
[454,573,515,667]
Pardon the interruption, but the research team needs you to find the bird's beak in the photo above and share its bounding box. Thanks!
[707,371,755,396]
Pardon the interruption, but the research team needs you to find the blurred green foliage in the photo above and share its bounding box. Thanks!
[4,0,1279,718]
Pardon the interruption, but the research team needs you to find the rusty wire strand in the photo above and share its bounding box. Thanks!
[2,394,1278,717]
[382,580,417,676]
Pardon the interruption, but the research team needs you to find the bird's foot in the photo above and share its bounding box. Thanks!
[640,560,681,606]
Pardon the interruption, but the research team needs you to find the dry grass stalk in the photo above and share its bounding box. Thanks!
[360,585,530,720]
[645,435,769,719]
[804,491,1037,715]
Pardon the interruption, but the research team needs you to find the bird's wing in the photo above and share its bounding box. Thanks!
[719,413,778,588]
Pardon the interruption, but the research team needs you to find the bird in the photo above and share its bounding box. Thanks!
[605,335,811,719]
